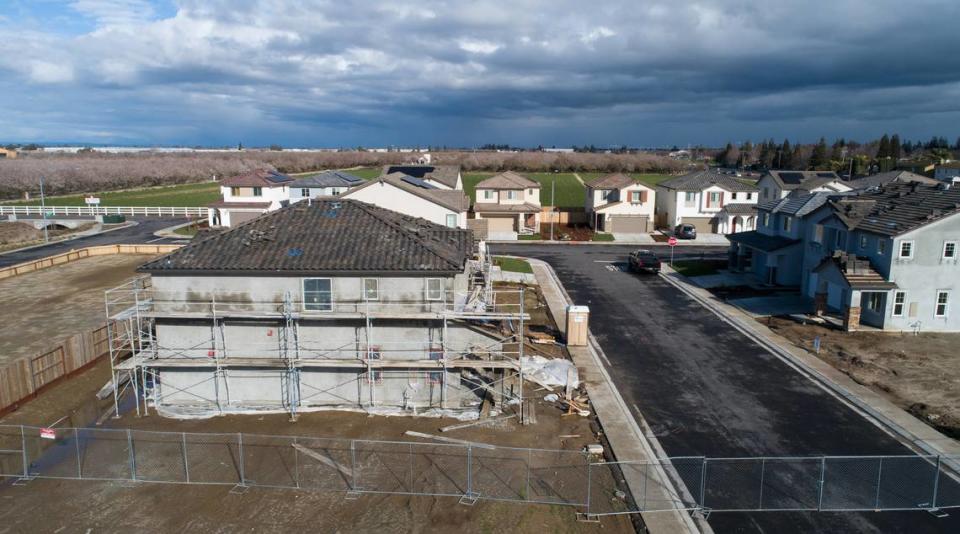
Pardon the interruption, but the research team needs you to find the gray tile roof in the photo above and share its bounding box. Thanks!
[289,171,364,189]
[757,191,839,218]
[719,203,757,215]
[727,230,800,252]
[139,199,472,275]
[829,182,960,236]
[382,165,461,188]
[585,173,634,189]
[221,169,294,187]
[346,173,470,212]
[476,171,539,190]
[766,170,841,191]
[846,171,938,190]
[657,170,756,192]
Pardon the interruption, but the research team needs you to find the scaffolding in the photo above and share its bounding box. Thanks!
[105,255,531,422]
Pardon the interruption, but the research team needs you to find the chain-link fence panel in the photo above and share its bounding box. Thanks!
[77,428,132,480]
[25,427,81,479]
[292,436,354,492]
[527,449,589,505]
[585,462,636,515]
[702,458,763,511]
[875,456,939,510]
[0,426,23,477]
[822,457,883,510]
[408,442,467,497]
[183,433,241,485]
[469,446,527,501]
[240,434,298,489]
[934,457,960,509]
[131,430,187,482]
[353,440,416,494]
[756,457,821,511]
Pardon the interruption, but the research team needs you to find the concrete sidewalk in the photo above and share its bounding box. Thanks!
[660,264,960,462]
[528,259,707,534]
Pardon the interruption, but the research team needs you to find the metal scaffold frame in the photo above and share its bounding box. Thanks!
[104,250,530,422]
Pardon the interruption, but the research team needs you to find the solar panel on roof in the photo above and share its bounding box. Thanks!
[401,176,437,189]
[265,171,290,183]
[388,166,434,178]
[780,172,805,184]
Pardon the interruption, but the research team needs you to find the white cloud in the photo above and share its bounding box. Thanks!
[579,26,615,44]
[27,61,74,83]
[458,39,501,55]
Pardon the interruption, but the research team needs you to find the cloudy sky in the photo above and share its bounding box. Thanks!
[1,0,959,148]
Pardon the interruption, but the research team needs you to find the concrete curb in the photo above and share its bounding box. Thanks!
[525,257,709,534]
[659,264,960,468]
[153,220,199,239]
[0,221,138,257]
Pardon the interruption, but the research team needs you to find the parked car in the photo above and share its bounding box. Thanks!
[628,249,661,273]
[674,223,697,240]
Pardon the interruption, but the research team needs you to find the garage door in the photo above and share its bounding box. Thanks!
[682,217,717,233]
[485,216,515,233]
[609,215,649,234]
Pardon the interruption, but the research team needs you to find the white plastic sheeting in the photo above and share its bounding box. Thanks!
[521,356,579,389]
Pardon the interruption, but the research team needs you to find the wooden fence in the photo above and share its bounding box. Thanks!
[0,243,182,280]
[0,323,114,416]
[540,207,587,225]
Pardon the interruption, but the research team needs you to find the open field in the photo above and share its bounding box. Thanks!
[463,172,585,208]
[765,316,960,439]
[0,254,153,364]
[8,181,221,207]
[579,172,674,188]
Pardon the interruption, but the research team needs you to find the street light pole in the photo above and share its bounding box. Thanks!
[550,178,555,241]
[39,175,49,243]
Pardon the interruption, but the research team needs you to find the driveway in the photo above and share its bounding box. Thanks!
[0,218,190,267]
[491,244,959,533]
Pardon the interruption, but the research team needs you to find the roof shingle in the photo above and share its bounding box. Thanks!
[657,170,756,192]
[476,171,539,190]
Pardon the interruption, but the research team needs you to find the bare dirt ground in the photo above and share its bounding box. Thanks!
[0,254,153,364]
[0,279,634,533]
[764,316,960,439]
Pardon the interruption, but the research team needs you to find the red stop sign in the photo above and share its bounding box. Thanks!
[668,236,678,246]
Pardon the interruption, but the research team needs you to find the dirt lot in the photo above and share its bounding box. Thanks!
[765,317,960,439]
[0,254,153,364]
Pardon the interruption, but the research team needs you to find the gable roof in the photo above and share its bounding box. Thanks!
[814,253,897,289]
[476,171,539,190]
[221,169,294,187]
[765,170,842,191]
[827,182,960,236]
[138,199,472,275]
[585,173,634,190]
[289,171,364,189]
[382,165,461,188]
[657,170,756,192]
[846,171,938,191]
[346,173,470,212]
[757,191,841,218]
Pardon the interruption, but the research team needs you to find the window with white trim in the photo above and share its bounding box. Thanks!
[859,235,868,249]
[506,190,519,200]
[630,191,642,203]
[426,278,443,301]
[483,190,494,200]
[899,241,914,259]
[363,278,379,301]
[782,216,792,232]
[935,290,949,317]
[708,192,721,207]
[684,192,696,206]
[943,241,957,259]
[303,278,332,311]
[892,291,906,317]
[445,214,458,228]
[300,188,310,198]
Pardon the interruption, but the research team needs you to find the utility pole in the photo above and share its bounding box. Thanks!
[550,178,555,241]
[39,175,49,243]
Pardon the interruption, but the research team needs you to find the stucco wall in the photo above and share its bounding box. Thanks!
[343,182,466,228]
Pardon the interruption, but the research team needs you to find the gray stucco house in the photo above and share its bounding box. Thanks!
[113,199,525,418]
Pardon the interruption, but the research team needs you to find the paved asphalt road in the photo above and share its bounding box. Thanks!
[0,218,190,267]
[492,244,959,534]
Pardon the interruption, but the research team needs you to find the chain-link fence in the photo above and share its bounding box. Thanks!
[2,424,959,517]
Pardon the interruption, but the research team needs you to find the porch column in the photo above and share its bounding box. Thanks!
[844,289,862,331]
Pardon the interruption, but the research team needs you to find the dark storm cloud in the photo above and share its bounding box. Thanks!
[0,0,958,146]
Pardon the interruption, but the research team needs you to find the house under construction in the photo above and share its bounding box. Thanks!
[105,199,529,420]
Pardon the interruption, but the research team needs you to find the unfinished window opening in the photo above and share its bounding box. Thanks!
[428,346,443,384]
[860,235,868,249]
[365,346,383,384]
[363,278,379,301]
[303,278,332,311]
[426,278,443,301]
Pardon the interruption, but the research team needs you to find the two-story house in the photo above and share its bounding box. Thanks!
[802,182,960,331]
[728,191,838,286]
[655,170,758,234]
[207,169,293,227]
[756,170,851,202]
[128,199,525,418]
[381,164,462,190]
[343,173,471,228]
[288,171,364,202]
[584,173,656,234]
[472,171,542,240]
[934,162,960,183]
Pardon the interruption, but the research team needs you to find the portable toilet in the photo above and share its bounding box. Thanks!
[565,305,590,346]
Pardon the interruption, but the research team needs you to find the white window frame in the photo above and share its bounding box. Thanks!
[426,278,443,301]
[506,190,519,200]
[362,278,379,301]
[483,190,494,200]
[935,290,949,318]
[303,278,332,311]
[684,192,696,206]
[859,235,867,249]
[943,241,957,259]
[708,191,721,207]
[878,239,886,255]
[782,216,792,233]
[762,213,770,227]
[445,214,458,228]
[892,291,906,317]
[300,188,310,198]
[630,191,642,204]
[898,240,914,259]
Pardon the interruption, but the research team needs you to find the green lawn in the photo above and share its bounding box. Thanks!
[591,233,615,242]
[494,256,533,274]
[671,260,726,277]
[462,171,584,208]
[8,181,222,207]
